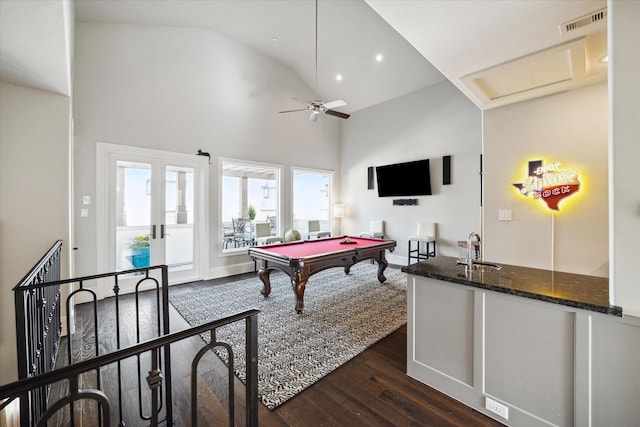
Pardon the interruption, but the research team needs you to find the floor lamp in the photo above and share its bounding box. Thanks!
[334,204,346,235]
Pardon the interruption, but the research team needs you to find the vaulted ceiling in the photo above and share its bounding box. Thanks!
[366,0,607,109]
[0,0,73,96]
[1,0,607,112]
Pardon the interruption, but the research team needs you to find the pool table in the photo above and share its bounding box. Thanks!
[248,236,396,313]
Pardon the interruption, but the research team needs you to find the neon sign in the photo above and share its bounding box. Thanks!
[512,160,581,211]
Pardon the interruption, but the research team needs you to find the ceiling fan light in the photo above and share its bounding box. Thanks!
[309,111,319,122]
[322,99,347,109]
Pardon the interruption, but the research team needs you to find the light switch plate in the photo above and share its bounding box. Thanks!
[498,209,512,221]
[83,195,91,205]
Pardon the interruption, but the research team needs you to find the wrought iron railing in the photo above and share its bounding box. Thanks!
[0,309,260,426]
[12,261,174,425]
[8,245,261,426]
[13,240,63,423]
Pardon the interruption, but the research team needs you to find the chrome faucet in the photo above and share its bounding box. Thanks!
[466,232,481,272]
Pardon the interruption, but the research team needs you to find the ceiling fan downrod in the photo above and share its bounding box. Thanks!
[278,0,350,122]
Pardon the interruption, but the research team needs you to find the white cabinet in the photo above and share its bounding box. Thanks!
[407,275,640,426]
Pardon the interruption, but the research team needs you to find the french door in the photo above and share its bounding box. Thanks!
[97,143,207,290]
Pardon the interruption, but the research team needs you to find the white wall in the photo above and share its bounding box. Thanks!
[340,82,482,263]
[610,0,640,316]
[483,83,609,276]
[72,22,341,277]
[0,82,71,384]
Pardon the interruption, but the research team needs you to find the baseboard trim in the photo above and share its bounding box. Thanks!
[206,262,256,280]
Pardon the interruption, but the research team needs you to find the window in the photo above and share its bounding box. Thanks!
[220,159,281,252]
[292,168,334,239]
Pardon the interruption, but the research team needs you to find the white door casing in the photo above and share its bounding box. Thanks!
[96,143,208,297]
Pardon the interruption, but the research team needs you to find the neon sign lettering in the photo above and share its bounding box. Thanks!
[513,160,581,211]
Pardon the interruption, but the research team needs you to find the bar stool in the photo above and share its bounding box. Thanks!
[360,220,385,264]
[360,220,385,239]
[408,221,437,264]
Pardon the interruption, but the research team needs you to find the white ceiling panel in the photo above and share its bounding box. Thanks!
[366,0,607,109]
[1,0,609,111]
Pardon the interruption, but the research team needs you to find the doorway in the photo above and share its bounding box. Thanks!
[97,143,207,290]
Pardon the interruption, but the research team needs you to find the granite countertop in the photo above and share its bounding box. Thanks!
[402,256,622,316]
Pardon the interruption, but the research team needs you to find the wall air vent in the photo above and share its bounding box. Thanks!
[560,7,607,34]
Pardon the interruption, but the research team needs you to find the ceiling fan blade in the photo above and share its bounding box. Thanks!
[322,99,347,109]
[292,97,313,108]
[279,108,309,114]
[325,109,350,119]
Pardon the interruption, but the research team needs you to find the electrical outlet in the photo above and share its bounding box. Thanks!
[80,209,89,218]
[485,397,509,419]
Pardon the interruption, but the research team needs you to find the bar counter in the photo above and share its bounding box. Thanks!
[402,255,622,316]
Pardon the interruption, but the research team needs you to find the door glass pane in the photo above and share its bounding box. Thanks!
[165,165,194,271]
[116,161,152,270]
[293,170,332,239]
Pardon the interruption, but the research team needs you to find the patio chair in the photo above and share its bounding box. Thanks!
[232,218,254,247]
[255,222,283,245]
[308,220,330,239]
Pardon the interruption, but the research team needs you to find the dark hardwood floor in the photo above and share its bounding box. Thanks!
[265,325,504,427]
[55,272,503,427]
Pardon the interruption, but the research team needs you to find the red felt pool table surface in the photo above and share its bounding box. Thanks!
[254,236,388,258]
[248,236,396,313]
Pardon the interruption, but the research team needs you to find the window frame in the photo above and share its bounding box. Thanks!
[218,157,282,255]
[291,166,335,239]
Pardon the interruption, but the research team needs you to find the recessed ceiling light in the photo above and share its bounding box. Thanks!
[336,74,343,81]
[375,53,384,62]
[272,37,278,42]
[600,55,608,63]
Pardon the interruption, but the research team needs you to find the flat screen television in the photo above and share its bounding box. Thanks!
[376,159,432,197]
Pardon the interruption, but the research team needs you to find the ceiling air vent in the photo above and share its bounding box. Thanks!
[560,7,607,34]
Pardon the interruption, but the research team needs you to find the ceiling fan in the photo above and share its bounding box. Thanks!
[280,98,350,122]
[279,0,350,123]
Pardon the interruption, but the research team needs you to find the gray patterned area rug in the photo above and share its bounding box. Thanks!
[168,263,407,410]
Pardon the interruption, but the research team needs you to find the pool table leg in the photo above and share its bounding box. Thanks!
[344,255,358,275]
[376,253,389,283]
[258,264,272,297]
[292,271,309,314]
[344,264,352,275]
